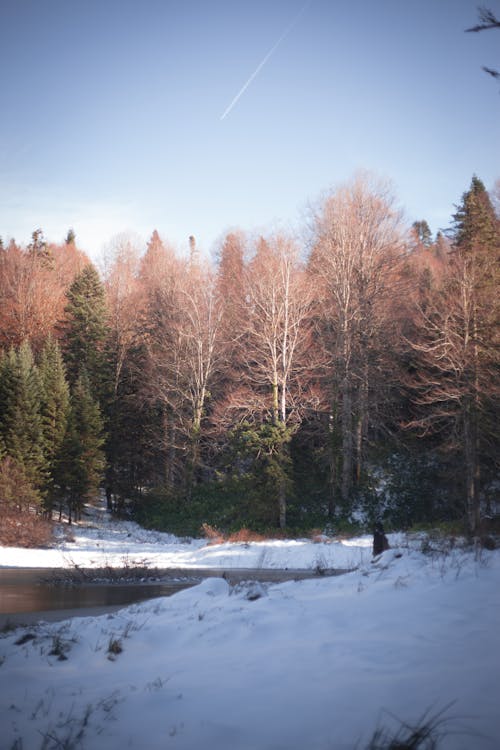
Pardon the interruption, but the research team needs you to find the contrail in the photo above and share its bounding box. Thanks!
[220,1,312,121]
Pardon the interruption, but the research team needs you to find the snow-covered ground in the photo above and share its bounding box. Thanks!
[1,506,499,749]
[0,502,375,571]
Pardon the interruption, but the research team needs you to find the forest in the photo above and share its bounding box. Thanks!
[0,174,498,542]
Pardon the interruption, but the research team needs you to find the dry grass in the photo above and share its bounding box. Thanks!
[201,524,272,545]
[201,523,225,545]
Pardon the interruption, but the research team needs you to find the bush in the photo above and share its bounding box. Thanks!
[0,456,42,513]
[0,456,52,548]
[0,510,53,548]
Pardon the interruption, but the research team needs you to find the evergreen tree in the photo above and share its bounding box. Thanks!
[38,337,70,512]
[452,175,499,252]
[226,421,295,527]
[65,228,76,245]
[61,263,109,401]
[0,342,45,494]
[27,228,48,256]
[412,220,432,247]
[58,375,105,522]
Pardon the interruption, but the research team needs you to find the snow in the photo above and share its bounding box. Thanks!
[1,507,499,749]
[0,506,375,571]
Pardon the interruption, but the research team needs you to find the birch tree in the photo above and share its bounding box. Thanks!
[141,243,223,493]
[216,234,314,527]
[309,174,405,508]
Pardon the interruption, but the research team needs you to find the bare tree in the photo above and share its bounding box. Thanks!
[309,174,406,508]
[245,236,314,426]
[102,234,143,396]
[406,255,499,532]
[466,6,500,82]
[140,239,223,493]
[214,233,315,527]
[0,238,87,351]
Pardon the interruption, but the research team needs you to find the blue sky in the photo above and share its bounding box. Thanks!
[1,0,499,260]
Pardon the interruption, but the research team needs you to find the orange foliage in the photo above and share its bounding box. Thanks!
[0,240,89,351]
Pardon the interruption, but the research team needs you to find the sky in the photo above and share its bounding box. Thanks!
[0,0,499,261]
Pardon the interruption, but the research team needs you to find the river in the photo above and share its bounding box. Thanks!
[0,567,347,628]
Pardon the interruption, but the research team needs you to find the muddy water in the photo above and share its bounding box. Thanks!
[0,567,347,628]
[0,569,197,628]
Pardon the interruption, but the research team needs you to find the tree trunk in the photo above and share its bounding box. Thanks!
[463,405,480,534]
[341,375,352,503]
[272,379,279,425]
[278,478,287,529]
[327,412,337,517]
[355,366,369,484]
[164,409,176,488]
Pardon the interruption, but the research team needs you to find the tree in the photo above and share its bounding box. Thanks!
[58,375,106,522]
[101,235,144,509]
[61,263,108,400]
[102,235,143,397]
[214,232,248,393]
[214,234,315,527]
[0,456,51,547]
[466,6,500,82]
[0,342,46,492]
[411,220,432,248]
[141,249,223,495]
[309,174,406,510]
[407,177,500,532]
[38,337,70,513]
[28,228,51,264]
[65,228,76,245]
[225,420,295,527]
[0,237,88,351]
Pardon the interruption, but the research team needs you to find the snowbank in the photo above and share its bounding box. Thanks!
[1,544,499,749]
[1,504,499,748]
[0,507,376,571]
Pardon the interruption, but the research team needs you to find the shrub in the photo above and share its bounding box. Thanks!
[201,523,224,545]
[0,510,52,548]
[0,456,52,548]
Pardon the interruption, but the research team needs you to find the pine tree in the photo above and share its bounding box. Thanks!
[27,228,52,266]
[38,337,70,512]
[412,220,432,248]
[453,176,499,251]
[65,228,76,245]
[58,375,105,522]
[0,342,46,494]
[61,263,109,402]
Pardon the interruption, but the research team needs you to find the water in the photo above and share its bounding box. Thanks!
[0,567,347,628]
[0,569,198,628]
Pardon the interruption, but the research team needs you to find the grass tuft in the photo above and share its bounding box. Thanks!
[107,636,123,659]
[363,704,457,750]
